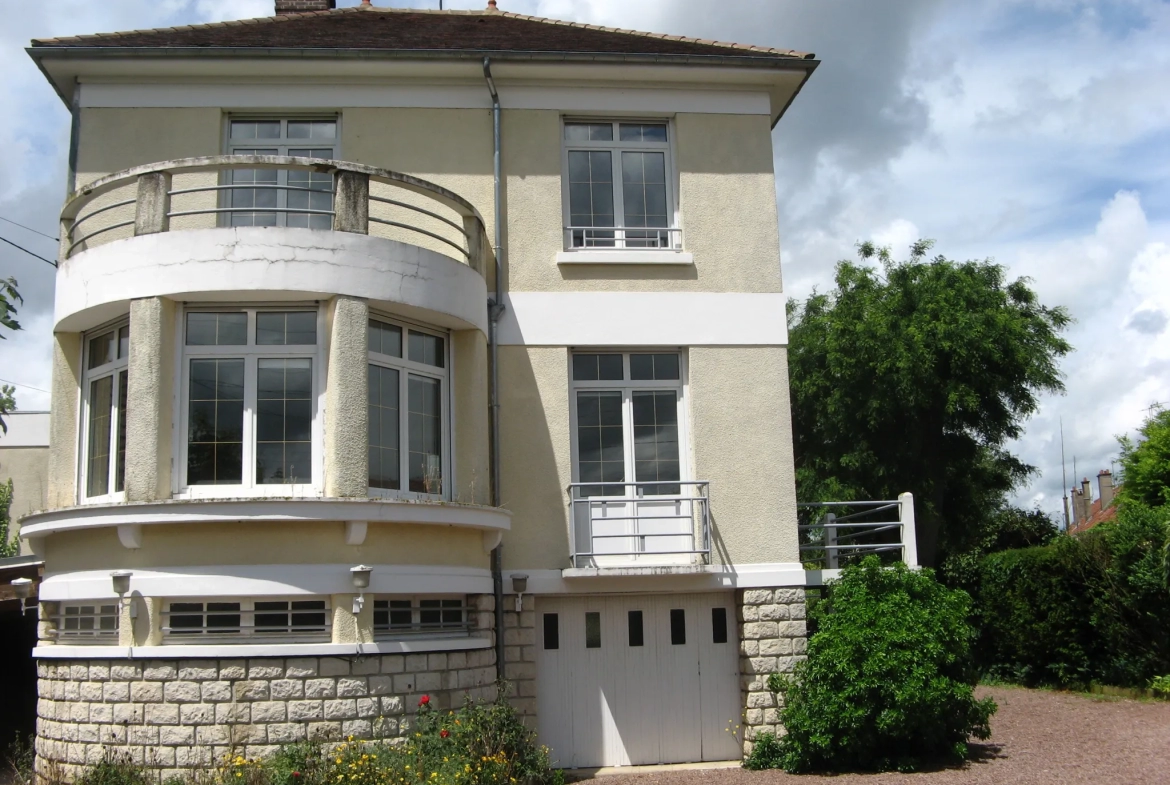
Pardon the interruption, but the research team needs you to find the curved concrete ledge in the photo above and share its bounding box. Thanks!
[33,637,492,659]
[54,227,488,333]
[39,563,494,600]
[19,497,511,540]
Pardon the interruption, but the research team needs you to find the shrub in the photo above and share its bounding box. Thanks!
[1151,675,1170,698]
[76,751,154,785]
[768,557,995,773]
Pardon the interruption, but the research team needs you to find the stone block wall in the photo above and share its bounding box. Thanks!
[35,650,497,781]
[737,587,807,754]
[500,598,537,727]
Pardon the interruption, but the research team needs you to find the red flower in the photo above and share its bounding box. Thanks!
[418,694,431,707]
[292,773,301,778]
[440,729,450,739]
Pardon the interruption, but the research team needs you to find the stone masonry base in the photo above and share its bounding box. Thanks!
[738,587,807,755]
[35,648,497,781]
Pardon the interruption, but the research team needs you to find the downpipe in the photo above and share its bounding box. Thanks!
[483,57,507,682]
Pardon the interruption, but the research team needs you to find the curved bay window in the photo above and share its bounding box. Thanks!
[367,316,448,497]
[81,321,129,501]
[180,307,320,495]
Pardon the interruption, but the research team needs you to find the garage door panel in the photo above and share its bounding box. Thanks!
[537,592,739,769]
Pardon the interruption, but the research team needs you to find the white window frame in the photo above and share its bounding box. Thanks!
[221,115,341,229]
[160,597,332,643]
[560,118,681,251]
[367,313,452,501]
[567,350,692,498]
[372,595,469,640]
[56,602,120,644]
[79,318,130,504]
[173,305,325,499]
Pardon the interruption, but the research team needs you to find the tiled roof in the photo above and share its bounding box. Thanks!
[1069,495,1120,535]
[30,6,813,64]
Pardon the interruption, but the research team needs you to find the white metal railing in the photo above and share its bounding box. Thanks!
[568,480,710,569]
[564,225,682,250]
[60,156,494,278]
[797,492,918,575]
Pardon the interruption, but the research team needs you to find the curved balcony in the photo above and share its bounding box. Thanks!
[55,156,494,332]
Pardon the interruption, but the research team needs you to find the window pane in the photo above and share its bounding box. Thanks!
[118,325,130,359]
[254,601,289,631]
[408,375,443,494]
[564,122,613,142]
[86,376,113,497]
[632,390,680,495]
[585,611,601,649]
[712,607,728,644]
[618,123,668,142]
[288,120,337,140]
[368,364,401,490]
[630,353,680,381]
[286,150,334,229]
[567,150,614,248]
[670,608,686,645]
[256,358,314,485]
[230,120,280,139]
[369,319,403,358]
[168,603,205,633]
[228,150,279,227]
[628,610,644,647]
[115,371,128,493]
[257,311,317,345]
[207,602,241,633]
[543,613,559,650]
[576,390,624,497]
[621,151,669,247]
[572,353,623,381]
[187,359,245,485]
[87,331,115,370]
[408,331,445,368]
[186,312,247,346]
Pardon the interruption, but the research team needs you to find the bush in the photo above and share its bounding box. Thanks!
[764,557,995,773]
[76,751,154,785]
[976,503,1170,688]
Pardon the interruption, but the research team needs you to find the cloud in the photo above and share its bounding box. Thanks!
[1126,308,1167,335]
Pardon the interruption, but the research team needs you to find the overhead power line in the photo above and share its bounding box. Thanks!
[0,378,50,394]
[0,234,57,268]
[0,215,58,242]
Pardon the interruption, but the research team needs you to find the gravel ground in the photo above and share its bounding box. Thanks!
[599,686,1170,785]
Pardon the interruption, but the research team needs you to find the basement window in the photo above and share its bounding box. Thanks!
[161,598,330,641]
[57,603,120,643]
[373,596,468,638]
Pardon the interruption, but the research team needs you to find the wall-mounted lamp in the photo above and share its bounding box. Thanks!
[111,570,137,619]
[510,573,528,612]
[351,565,372,614]
[11,577,33,616]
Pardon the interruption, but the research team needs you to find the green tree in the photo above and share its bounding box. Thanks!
[1117,407,1170,508]
[0,479,18,557]
[788,241,1071,567]
[0,277,21,434]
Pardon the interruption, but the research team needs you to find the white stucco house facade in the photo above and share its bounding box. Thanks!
[16,0,907,774]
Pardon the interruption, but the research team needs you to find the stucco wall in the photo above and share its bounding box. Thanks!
[125,297,175,503]
[0,446,49,551]
[324,296,369,498]
[42,522,490,574]
[452,330,491,506]
[498,345,799,570]
[47,333,82,512]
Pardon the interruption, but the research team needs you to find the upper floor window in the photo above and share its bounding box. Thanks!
[570,352,685,498]
[562,120,678,250]
[368,316,449,498]
[225,117,337,229]
[180,307,320,495]
[81,322,129,501]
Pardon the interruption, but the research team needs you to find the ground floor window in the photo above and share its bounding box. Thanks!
[373,596,467,638]
[161,598,330,641]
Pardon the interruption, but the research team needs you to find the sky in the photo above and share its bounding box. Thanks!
[1,0,1167,521]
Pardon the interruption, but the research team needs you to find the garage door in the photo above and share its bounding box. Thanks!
[536,592,741,768]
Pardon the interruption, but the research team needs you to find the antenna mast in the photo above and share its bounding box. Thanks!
[1060,417,1069,531]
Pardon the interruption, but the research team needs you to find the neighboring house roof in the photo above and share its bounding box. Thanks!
[29,7,814,64]
[1069,493,1120,535]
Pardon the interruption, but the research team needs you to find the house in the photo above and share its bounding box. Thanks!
[17,0,858,773]
[1068,470,1119,535]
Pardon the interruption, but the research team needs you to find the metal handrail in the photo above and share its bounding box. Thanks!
[565,224,681,250]
[796,494,918,571]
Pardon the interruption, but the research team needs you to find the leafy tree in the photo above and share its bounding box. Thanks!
[1117,407,1170,508]
[748,557,995,772]
[0,277,21,434]
[0,479,18,558]
[787,241,1071,566]
[939,505,1058,593]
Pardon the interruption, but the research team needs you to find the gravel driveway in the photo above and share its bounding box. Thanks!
[598,686,1170,785]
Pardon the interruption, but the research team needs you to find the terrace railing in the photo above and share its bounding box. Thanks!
[59,155,494,277]
[797,492,918,577]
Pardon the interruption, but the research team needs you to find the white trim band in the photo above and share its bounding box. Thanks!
[19,497,511,540]
[498,292,789,347]
[555,251,694,266]
[33,637,492,660]
[39,564,494,601]
[513,561,808,594]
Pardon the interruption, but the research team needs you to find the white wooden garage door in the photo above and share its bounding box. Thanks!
[536,592,741,768]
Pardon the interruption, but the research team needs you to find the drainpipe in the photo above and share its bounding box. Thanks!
[483,57,507,681]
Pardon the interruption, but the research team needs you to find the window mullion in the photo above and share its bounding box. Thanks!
[244,353,258,491]
[611,147,625,245]
[622,387,635,499]
[400,366,410,493]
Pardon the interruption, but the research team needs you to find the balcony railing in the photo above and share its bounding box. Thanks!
[59,155,494,277]
[568,480,710,569]
[797,492,918,575]
[564,225,682,250]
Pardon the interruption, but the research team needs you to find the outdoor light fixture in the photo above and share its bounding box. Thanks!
[11,578,32,616]
[351,565,372,614]
[111,570,132,597]
[510,573,529,612]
